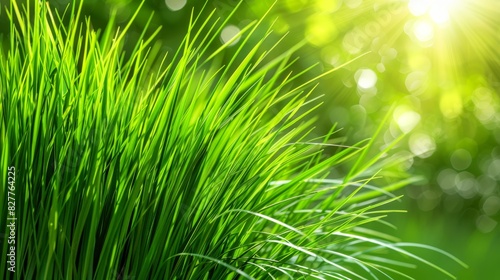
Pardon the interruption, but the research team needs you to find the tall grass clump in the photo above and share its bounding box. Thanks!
[0,1,466,279]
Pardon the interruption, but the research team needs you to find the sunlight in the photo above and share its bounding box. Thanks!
[408,0,458,24]
[413,19,434,42]
[408,0,431,16]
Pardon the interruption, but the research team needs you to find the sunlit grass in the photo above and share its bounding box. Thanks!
[0,1,469,279]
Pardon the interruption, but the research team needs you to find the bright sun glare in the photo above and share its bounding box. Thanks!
[408,0,458,24]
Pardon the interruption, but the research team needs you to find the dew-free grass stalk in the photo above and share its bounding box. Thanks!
[0,1,466,279]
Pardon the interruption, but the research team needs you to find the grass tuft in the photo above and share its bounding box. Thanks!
[0,1,466,279]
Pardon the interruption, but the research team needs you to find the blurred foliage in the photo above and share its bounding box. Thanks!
[2,0,498,277]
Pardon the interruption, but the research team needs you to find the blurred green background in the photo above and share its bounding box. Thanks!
[2,0,499,278]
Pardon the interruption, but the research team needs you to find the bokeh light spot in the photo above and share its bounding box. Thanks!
[376,63,385,72]
[476,215,498,233]
[408,0,431,16]
[473,87,496,124]
[478,175,497,196]
[488,159,500,180]
[220,25,241,46]
[395,109,421,134]
[450,149,472,170]
[437,169,457,194]
[355,69,377,89]
[409,132,436,158]
[413,20,434,42]
[165,0,187,11]
[455,172,478,199]
[405,71,427,93]
[483,196,500,216]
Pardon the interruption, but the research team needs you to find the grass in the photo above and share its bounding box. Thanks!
[0,1,466,279]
